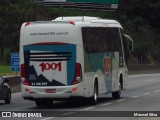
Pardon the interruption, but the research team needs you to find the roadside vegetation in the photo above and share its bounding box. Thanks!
[0,0,160,67]
[0,66,19,76]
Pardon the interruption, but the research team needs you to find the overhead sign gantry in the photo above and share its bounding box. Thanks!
[38,0,120,10]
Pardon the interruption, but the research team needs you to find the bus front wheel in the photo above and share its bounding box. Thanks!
[89,82,98,105]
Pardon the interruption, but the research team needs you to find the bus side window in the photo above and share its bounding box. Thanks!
[82,27,127,53]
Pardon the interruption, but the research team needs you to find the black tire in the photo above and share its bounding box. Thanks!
[35,100,44,107]
[5,91,11,104]
[45,100,53,108]
[35,99,53,108]
[112,83,121,99]
[90,82,98,105]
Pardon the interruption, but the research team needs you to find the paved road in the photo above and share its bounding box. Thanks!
[0,73,160,120]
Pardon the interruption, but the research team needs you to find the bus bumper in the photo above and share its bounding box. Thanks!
[21,82,84,101]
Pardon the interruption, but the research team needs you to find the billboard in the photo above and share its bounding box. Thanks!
[42,0,120,10]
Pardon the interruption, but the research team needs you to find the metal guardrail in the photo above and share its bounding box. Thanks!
[128,64,160,75]
[35,1,118,11]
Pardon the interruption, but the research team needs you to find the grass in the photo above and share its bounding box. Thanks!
[0,66,11,73]
[0,66,19,76]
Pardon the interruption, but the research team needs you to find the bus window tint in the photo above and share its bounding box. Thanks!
[82,27,121,53]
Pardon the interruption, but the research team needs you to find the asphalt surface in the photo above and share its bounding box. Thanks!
[0,73,160,120]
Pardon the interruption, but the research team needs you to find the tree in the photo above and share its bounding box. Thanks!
[117,0,160,63]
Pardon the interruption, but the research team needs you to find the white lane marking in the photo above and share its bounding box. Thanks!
[153,90,160,93]
[41,117,55,120]
[141,93,151,96]
[129,73,160,78]
[62,112,76,116]
[130,96,139,98]
[100,102,113,106]
[12,93,21,96]
[145,79,157,82]
[115,99,127,102]
[82,107,95,111]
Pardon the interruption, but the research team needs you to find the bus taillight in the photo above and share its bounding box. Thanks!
[72,63,82,85]
[21,64,30,86]
[25,22,30,27]
[70,21,75,25]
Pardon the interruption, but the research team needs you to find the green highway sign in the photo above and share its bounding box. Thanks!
[66,0,120,4]
[41,0,121,10]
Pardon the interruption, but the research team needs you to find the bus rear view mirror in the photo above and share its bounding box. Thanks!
[123,34,133,52]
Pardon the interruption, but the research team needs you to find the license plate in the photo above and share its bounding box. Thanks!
[45,89,56,93]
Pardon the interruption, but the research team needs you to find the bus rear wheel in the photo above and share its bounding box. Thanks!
[112,82,121,99]
[35,100,44,107]
[35,99,53,108]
